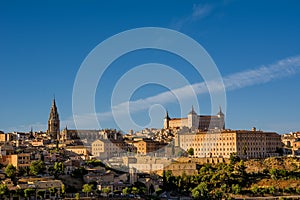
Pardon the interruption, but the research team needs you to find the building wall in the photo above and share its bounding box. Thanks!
[92,139,130,158]
[235,131,282,158]
[165,114,224,130]
[176,130,282,159]
[3,153,31,169]
[162,163,200,176]
[176,131,237,158]
[0,133,11,142]
[34,180,63,190]
[132,140,164,155]
[168,118,188,129]
[65,146,89,156]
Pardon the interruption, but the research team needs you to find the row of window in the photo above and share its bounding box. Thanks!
[181,137,235,142]
[191,147,235,152]
[183,142,235,147]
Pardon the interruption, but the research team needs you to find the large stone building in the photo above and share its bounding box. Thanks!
[175,128,283,159]
[0,131,11,142]
[164,106,225,130]
[92,139,133,159]
[2,153,31,169]
[132,139,166,155]
[47,98,60,140]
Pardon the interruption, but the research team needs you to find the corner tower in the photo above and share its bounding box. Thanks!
[217,106,225,129]
[47,98,60,140]
[188,106,199,129]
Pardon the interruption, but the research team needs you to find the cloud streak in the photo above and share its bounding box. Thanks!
[8,55,300,132]
[171,3,214,30]
[97,55,300,120]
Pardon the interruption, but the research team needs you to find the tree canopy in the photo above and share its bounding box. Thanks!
[29,160,45,176]
[5,164,17,178]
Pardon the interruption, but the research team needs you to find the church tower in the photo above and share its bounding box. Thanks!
[164,111,170,129]
[47,98,60,140]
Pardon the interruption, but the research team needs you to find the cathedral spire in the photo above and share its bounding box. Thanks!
[47,97,60,141]
[188,105,197,115]
[165,110,170,120]
[218,106,224,116]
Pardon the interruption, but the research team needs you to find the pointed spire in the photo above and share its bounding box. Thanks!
[188,105,197,115]
[48,97,60,140]
[165,110,170,119]
[52,95,56,107]
[218,106,224,116]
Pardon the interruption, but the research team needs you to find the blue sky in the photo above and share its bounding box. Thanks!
[1,0,300,133]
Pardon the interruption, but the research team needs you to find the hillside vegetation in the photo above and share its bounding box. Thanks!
[162,156,300,199]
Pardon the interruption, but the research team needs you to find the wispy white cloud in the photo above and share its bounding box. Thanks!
[192,4,213,19]
[7,55,300,132]
[97,55,300,120]
[171,3,214,30]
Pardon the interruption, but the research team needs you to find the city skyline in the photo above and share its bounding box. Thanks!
[1,1,300,133]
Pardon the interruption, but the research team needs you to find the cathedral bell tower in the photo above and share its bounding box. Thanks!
[47,98,60,140]
[164,111,170,129]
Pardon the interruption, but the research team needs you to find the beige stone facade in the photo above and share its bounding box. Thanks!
[132,139,166,155]
[65,146,89,156]
[164,107,225,130]
[92,139,132,158]
[0,132,11,142]
[2,153,31,169]
[175,129,282,159]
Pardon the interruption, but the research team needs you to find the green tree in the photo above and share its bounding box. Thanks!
[231,184,241,194]
[24,188,35,200]
[5,164,17,179]
[61,184,66,197]
[49,187,58,198]
[133,181,147,195]
[251,185,259,195]
[191,182,209,200]
[37,190,45,199]
[0,184,9,199]
[131,187,139,195]
[52,162,65,178]
[122,187,131,195]
[18,167,27,176]
[71,166,87,179]
[213,188,224,199]
[102,187,111,196]
[229,153,240,165]
[163,170,176,192]
[82,184,93,197]
[268,186,276,195]
[188,148,194,156]
[15,188,24,199]
[29,160,45,175]
[75,192,80,200]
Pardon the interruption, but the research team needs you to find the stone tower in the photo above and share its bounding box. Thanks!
[217,106,225,129]
[47,98,60,140]
[164,111,170,129]
[188,106,199,129]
